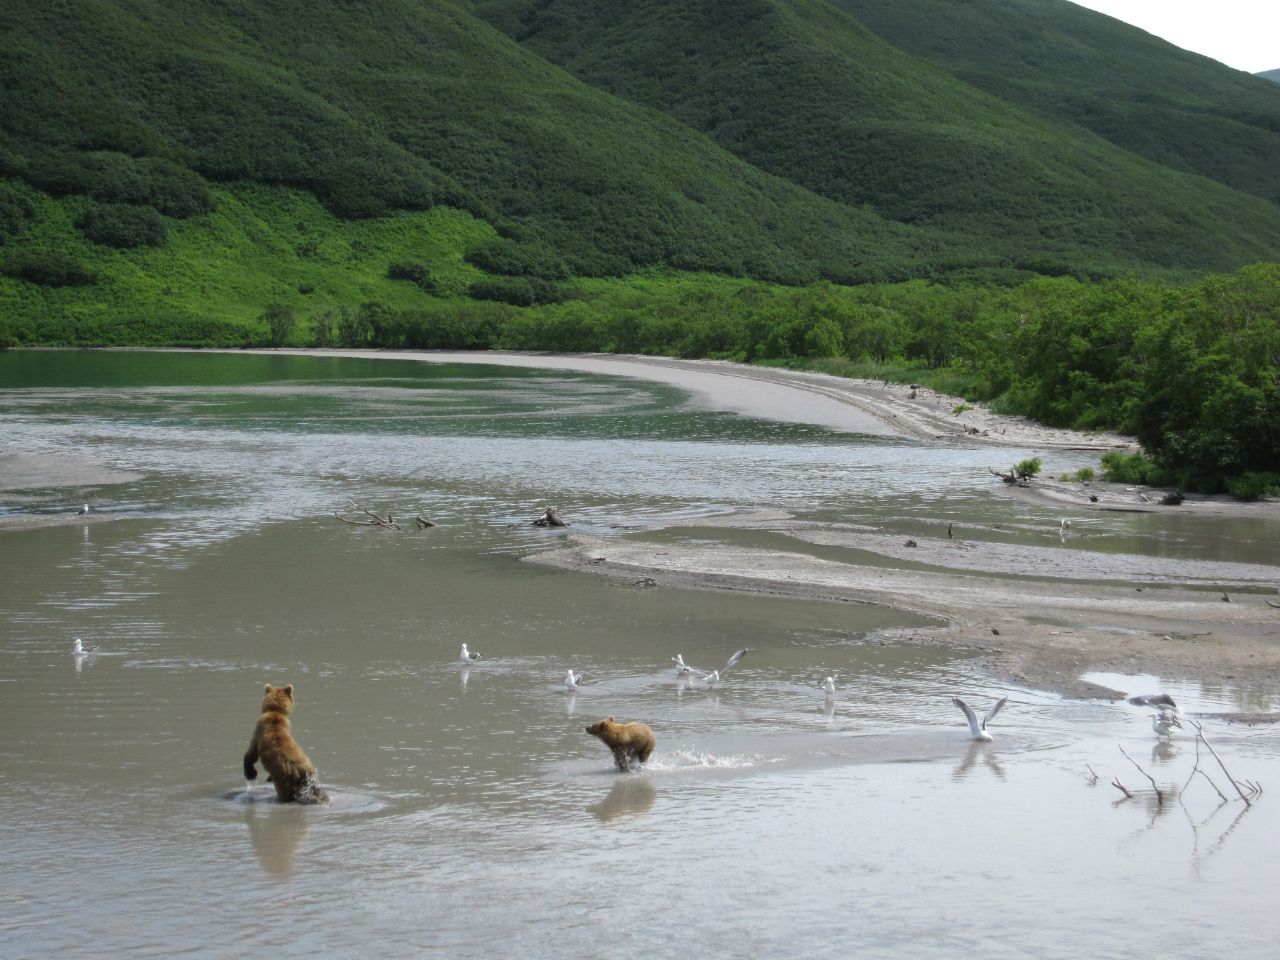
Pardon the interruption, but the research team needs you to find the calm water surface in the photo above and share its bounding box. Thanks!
[1,351,1277,959]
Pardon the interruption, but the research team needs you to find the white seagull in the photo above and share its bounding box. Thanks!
[72,638,97,655]
[563,669,582,692]
[459,643,482,664]
[1150,712,1182,739]
[952,695,1007,741]
[820,674,838,699]
[690,648,749,690]
[77,504,90,516]
[671,654,694,676]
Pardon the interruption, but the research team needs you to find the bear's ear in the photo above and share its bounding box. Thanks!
[606,716,614,723]
[283,684,294,697]
[263,683,273,693]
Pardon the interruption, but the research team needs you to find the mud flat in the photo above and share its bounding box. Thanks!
[527,514,1280,707]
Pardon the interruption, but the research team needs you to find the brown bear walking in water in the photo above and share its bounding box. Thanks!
[585,716,656,771]
[243,684,329,804]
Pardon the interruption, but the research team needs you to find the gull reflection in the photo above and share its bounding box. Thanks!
[1150,740,1179,765]
[564,693,578,716]
[952,740,1006,781]
[587,777,657,823]
[459,666,470,690]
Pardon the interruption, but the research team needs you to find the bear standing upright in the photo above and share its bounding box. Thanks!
[243,683,329,804]
[585,716,656,771]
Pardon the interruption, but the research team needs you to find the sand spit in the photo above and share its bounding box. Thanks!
[527,523,1280,703]
[219,348,1136,450]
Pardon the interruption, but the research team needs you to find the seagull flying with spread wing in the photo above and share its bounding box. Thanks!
[689,648,749,690]
[952,695,1007,742]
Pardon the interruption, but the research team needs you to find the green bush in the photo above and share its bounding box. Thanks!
[387,261,436,292]
[76,203,167,247]
[0,182,36,241]
[1225,471,1280,501]
[1014,457,1042,479]
[261,304,296,347]
[0,252,97,286]
[1100,451,1165,485]
[469,276,563,307]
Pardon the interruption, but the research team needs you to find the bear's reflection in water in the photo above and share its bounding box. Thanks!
[587,777,657,823]
[244,802,312,879]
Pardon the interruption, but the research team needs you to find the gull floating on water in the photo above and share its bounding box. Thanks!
[77,504,90,516]
[563,669,582,692]
[459,643,482,664]
[689,648,749,691]
[671,654,694,676]
[952,695,1007,741]
[72,638,97,655]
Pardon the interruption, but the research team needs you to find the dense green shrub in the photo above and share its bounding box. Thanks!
[0,252,97,286]
[261,304,296,347]
[469,276,564,307]
[387,261,436,292]
[1100,451,1167,486]
[26,151,213,217]
[1225,472,1280,501]
[76,203,167,247]
[0,182,37,242]
[465,239,571,281]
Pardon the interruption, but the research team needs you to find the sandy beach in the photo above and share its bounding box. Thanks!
[9,348,1280,704]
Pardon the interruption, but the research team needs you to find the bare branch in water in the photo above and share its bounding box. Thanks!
[1083,763,1099,786]
[1119,745,1163,806]
[1191,719,1254,807]
[1111,777,1133,800]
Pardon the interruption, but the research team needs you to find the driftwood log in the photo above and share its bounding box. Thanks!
[532,506,568,527]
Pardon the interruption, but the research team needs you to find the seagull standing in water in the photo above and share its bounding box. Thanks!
[952,695,1007,742]
[563,669,582,692]
[77,504,90,516]
[72,638,97,655]
[689,648,749,691]
[459,643,482,664]
[820,674,838,699]
[1150,713,1182,738]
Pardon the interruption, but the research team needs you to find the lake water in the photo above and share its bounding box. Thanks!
[1,351,1277,958]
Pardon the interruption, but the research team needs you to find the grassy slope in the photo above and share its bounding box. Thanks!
[475,0,1280,273]
[0,180,496,343]
[0,0,933,284]
[834,0,1280,204]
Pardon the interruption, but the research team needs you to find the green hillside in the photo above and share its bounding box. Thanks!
[0,0,937,288]
[834,0,1280,204]
[476,0,1280,272]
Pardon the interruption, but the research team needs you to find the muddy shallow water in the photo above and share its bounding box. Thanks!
[1,351,1277,959]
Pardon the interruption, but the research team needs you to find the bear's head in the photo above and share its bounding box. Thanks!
[260,683,295,714]
[585,716,616,737]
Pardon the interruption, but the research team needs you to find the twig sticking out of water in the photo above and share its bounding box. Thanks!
[334,501,401,530]
[1083,764,1099,786]
[1180,733,1228,803]
[415,514,436,529]
[1111,777,1133,800]
[1190,719,1255,807]
[1118,745,1163,807]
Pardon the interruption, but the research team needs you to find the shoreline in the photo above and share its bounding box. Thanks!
[7,348,1278,707]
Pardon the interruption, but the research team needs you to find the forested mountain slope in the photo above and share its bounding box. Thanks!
[834,0,1280,205]
[0,0,934,285]
[475,0,1280,274]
